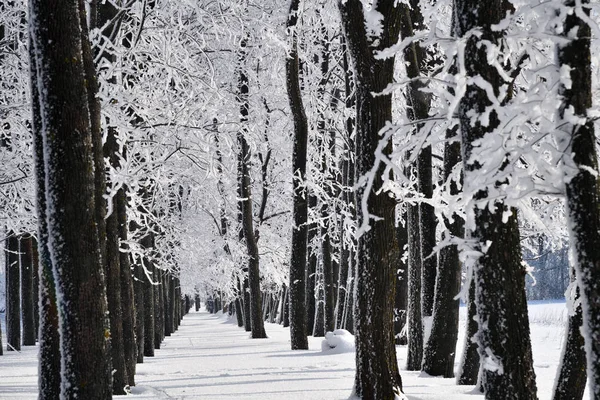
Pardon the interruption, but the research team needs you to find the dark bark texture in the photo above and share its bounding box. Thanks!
[340,0,403,398]
[455,1,537,398]
[6,235,20,351]
[20,235,36,346]
[558,1,600,397]
[29,40,61,397]
[422,126,463,378]
[29,0,112,396]
[286,0,309,350]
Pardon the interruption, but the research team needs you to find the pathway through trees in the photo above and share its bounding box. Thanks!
[0,303,586,399]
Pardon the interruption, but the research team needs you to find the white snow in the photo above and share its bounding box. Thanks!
[0,301,590,399]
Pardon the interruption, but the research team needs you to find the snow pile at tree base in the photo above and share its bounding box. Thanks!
[321,329,355,353]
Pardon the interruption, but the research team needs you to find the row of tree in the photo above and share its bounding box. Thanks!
[1,0,600,399]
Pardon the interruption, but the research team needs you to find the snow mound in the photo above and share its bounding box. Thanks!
[321,329,355,353]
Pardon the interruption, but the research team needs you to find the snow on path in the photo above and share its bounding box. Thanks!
[0,302,585,399]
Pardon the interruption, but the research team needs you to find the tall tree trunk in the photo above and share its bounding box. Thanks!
[134,259,145,363]
[457,276,480,385]
[558,0,600,397]
[143,258,155,357]
[286,0,309,350]
[553,275,586,400]
[32,240,39,341]
[20,235,36,346]
[422,126,463,377]
[6,234,20,351]
[29,41,61,397]
[394,221,408,345]
[104,130,128,393]
[29,0,112,395]
[340,1,404,398]
[406,204,422,370]
[305,193,318,335]
[116,184,137,385]
[455,1,537,398]
[237,33,267,339]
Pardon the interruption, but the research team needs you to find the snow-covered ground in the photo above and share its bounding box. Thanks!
[0,301,588,399]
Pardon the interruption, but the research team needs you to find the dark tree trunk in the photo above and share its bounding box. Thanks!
[457,277,480,385]
[29,43,61,397]
[553,278,586,400]
[394,221,408,345]
[154,270,163,349]
[167,275,176,336]
[6,235,20,351]
[406,204,422,371]
[104,130,128,394]
[340,1,403,398]
[558,1,600,397]
[455,1,537,398]
[235,279,244,327]
[238,34,267,340]
[313,266,325,337]
[195,293,201,312]
[286,0,309,350]
[20,236,36,346]
[32,240,39,341]
[116,185,137,385]
[134,260,145,363]
[29,0,112,395]
[143,261,155,357]
[283,286,290,327]
[422,126,463,378]
[305,194,318,335]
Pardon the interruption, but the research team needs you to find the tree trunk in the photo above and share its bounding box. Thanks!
[134,260,145,363]
[6,234,20,351]
[32,240,39,341]
[29,0,112,395]
[422,126,463,378]
[305,194,318,335]
[455,1,537,397]
[116,185,137,385]
[406,204,422,371]
[457,276,480,385]
[29,44,61,397]
[104,130,128,393]
[340,1,404,397]
[238,33,267,340]
[558,1,600,397]
[143,261,155,357]
[20,236,36,346]
[286,0,309,350]
[395,221,408,345]
[553,277,586,400]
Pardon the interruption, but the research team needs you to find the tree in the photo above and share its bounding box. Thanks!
[287,0,309,350]
[557,0,600,397]
[339,1,404,398]
[29,0,112,396]
[238,31,267,340]
[20,235,36,346]
[454,0,537,398]
[5,234,19,351]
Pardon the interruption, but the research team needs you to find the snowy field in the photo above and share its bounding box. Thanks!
[0,301,588,399]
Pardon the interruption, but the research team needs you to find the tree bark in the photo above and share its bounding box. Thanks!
[457,277,480,385]
[422,126,463,377]
[455,1,537,398]
[340,1,404,397]
[20,235,36,346]
[116,185,137,385]
[6,234,20,351]
[558,1,600,397]
[305,193,318,336]
[286,0,309,350]
[406,204,422,370]
[395,221,408,345]
[104,130,128,393]
[29,41,61,397]
[29,0,112,395]
[553,277,586,400]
